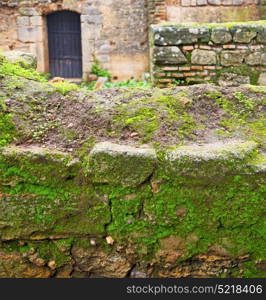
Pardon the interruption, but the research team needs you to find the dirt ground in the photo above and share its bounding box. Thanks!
[1,76,265,153]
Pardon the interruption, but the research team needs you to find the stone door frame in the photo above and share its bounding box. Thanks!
[16,3,103,80]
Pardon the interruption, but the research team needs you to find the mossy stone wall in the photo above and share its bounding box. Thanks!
[151,21,266,87]
[0,141,265,277]
[0,57,265,277]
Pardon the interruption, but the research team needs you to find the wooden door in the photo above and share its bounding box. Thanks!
[47,11,82,78]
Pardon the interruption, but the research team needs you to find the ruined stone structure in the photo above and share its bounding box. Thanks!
[164,0,264,23]
[1,0,266,279]
[151,22,266,86]
[0,0,149,80]
[0,56,265,276]
[150,0,265,24]
[0,0,266,80]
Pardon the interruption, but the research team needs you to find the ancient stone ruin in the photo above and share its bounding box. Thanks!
[151,22,266,86]
[1,0,266,82]
[0,0,265,279]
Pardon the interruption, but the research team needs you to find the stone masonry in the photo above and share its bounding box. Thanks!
[0,0,149,81]
[1,0,266,80]
[151,22,266,86]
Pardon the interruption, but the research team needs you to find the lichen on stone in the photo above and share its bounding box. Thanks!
[0,59,265,278]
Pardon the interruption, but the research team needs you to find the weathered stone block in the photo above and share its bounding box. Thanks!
[257,27,266,44]
[222,0,233,4]
[82,7,101,15]
[218,72,250,86]
[197,0,207,4]
[154,46,188,65]
[258,72,266,85]
[245,52,266,65]
[191,49,217,65]
[88,142,157,187]
[30,16,43,26]
[81,15,103,25]
[2,50,37,69]
[232,0,244,4]
[153,26,210,46]
[0,251,51,278]
[0,146,110,240]
[17,26,36,43]
[18,7,39,16]
[181,0,191,6]
[164,140,258,178]
[245,52,258,66]
[16,16,30,26]
[257,53,265,65]
[0,146,80,188]
[81,23,101,42]
[72,247,132,278]
[208,0,221,4]
[221,51,247,66]
[233,28,257,43]
[211,28,232,44]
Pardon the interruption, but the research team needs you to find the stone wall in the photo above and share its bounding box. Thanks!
[163,0,264,23]
[1,0,266,81]
[147,0,265,25]
[148,0,167,24]
[0,140,265,277]
[151,21,266,86]
[0,0,149,80]
[0,57,265,277]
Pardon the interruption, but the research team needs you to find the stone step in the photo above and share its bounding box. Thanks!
[164,140,261,177]
[88,142,157,187]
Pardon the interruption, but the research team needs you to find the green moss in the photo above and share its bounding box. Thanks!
[37,239,73,267]
[59,128,78,142]
[233,91,255,111]
[52,81,79,95]
[0,107,17,147]
[245,85,266,94]
[241,261,266,278]
[105,184,159,258]
[113,106,159,142]
[1,239,74,268]
[215,66,260,85]
[0,55,46,82]
[91,60,112,80]
[0,147,81,187]
[246,119,266,149]
[0,58,265,277]
[111,91,197,143]
[159,20,266,29]
[104,173,265,273]
[74,136,97,175]
[204,89,266,149]
[0,180,111,239]
[0,147,111,239]
[0,142,265,276]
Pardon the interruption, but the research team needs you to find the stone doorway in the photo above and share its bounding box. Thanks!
[47,10,82,78]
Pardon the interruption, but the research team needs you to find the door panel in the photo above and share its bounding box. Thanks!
[47,11,82,78]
